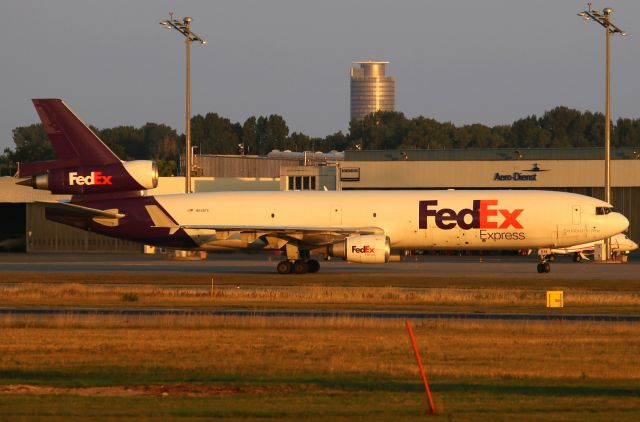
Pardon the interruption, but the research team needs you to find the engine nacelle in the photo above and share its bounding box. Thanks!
[23,160,158,194]
[329,235,390,264]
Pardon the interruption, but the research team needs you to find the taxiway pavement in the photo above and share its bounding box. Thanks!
[0,253,638,280]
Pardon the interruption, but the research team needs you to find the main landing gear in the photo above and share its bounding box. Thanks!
[275,243,320,274]
[276,259,320,274]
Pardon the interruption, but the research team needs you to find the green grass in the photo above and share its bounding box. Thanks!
[1,378,638,421]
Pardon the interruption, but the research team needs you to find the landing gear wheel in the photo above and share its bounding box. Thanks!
[277,260,292,274]
[537,262,551,273]
[307,259,320,273]
[573,253,582,263]
[292,260,308,274]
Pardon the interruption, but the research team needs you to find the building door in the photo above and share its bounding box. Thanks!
[0,203,26,252]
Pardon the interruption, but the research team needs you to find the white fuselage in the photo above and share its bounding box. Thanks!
[150,190,629,251]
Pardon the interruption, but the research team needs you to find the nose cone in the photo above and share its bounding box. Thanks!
[608,212,630,236]
[628,239,639,252]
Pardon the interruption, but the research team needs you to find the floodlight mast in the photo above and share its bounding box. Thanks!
[577,5,627,261]
[159,15,207,193]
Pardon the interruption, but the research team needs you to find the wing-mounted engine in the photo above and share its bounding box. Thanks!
[19,160,158,194]
[328,234,390,264]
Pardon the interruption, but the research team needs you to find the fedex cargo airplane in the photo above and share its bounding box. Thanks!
[17,99,630,274]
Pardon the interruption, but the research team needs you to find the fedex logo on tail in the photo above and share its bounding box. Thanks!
[68,171,113,186]
[419,200,523,230]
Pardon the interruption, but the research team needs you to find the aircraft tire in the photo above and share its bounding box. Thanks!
[537,263,544,273]
[277,260,292,274]
[307,259,320,273]
[543,262,551,273]
[292,260,308,274]
[573,253,582,263]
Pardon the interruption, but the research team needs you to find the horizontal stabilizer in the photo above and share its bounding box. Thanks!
[37,201,125,219]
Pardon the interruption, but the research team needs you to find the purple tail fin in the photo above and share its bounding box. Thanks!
[18,99,121,177]
[17,99,158,198]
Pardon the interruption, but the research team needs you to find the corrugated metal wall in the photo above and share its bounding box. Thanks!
[194,155,300,177]
[26,203,141,253]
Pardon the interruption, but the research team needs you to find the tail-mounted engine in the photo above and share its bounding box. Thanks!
[19,160,158,194]
[328,234,390,264]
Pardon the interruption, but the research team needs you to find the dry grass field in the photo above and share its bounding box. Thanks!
[0,314,639,420]
[1,280,640,315]
[1,271,639,419]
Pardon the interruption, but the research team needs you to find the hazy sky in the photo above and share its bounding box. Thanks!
[1,1,639,151]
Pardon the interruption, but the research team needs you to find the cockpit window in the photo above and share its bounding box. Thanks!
[596,207,613,215]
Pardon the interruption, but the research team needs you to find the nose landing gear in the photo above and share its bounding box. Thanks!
[536,261,551,273]
[536,248,552,273]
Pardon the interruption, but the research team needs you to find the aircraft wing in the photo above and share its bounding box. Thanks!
[180,225,383,234]
[179,224,384,246]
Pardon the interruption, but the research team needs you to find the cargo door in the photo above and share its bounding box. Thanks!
[572,205,581,225]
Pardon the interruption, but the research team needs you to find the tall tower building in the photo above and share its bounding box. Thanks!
[350,61,395,121]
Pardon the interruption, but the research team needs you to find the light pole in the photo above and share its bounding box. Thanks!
[577,5,627,260]
[160,14,207,193]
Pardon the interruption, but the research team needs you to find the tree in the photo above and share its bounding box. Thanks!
[8,106,640,167]
[401,117,455,149]
[322,131,350,151]
[242,117,258,154]
[456,124,505,149]
[265,114,290,152]
[507,115,550,148]
[287,132,312,151]
[142,123,179,161]
[190,113,241,155]
[254,115,289,154]
[7,124,53,164]
[98,126,145,160]
[614,117,640,147]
